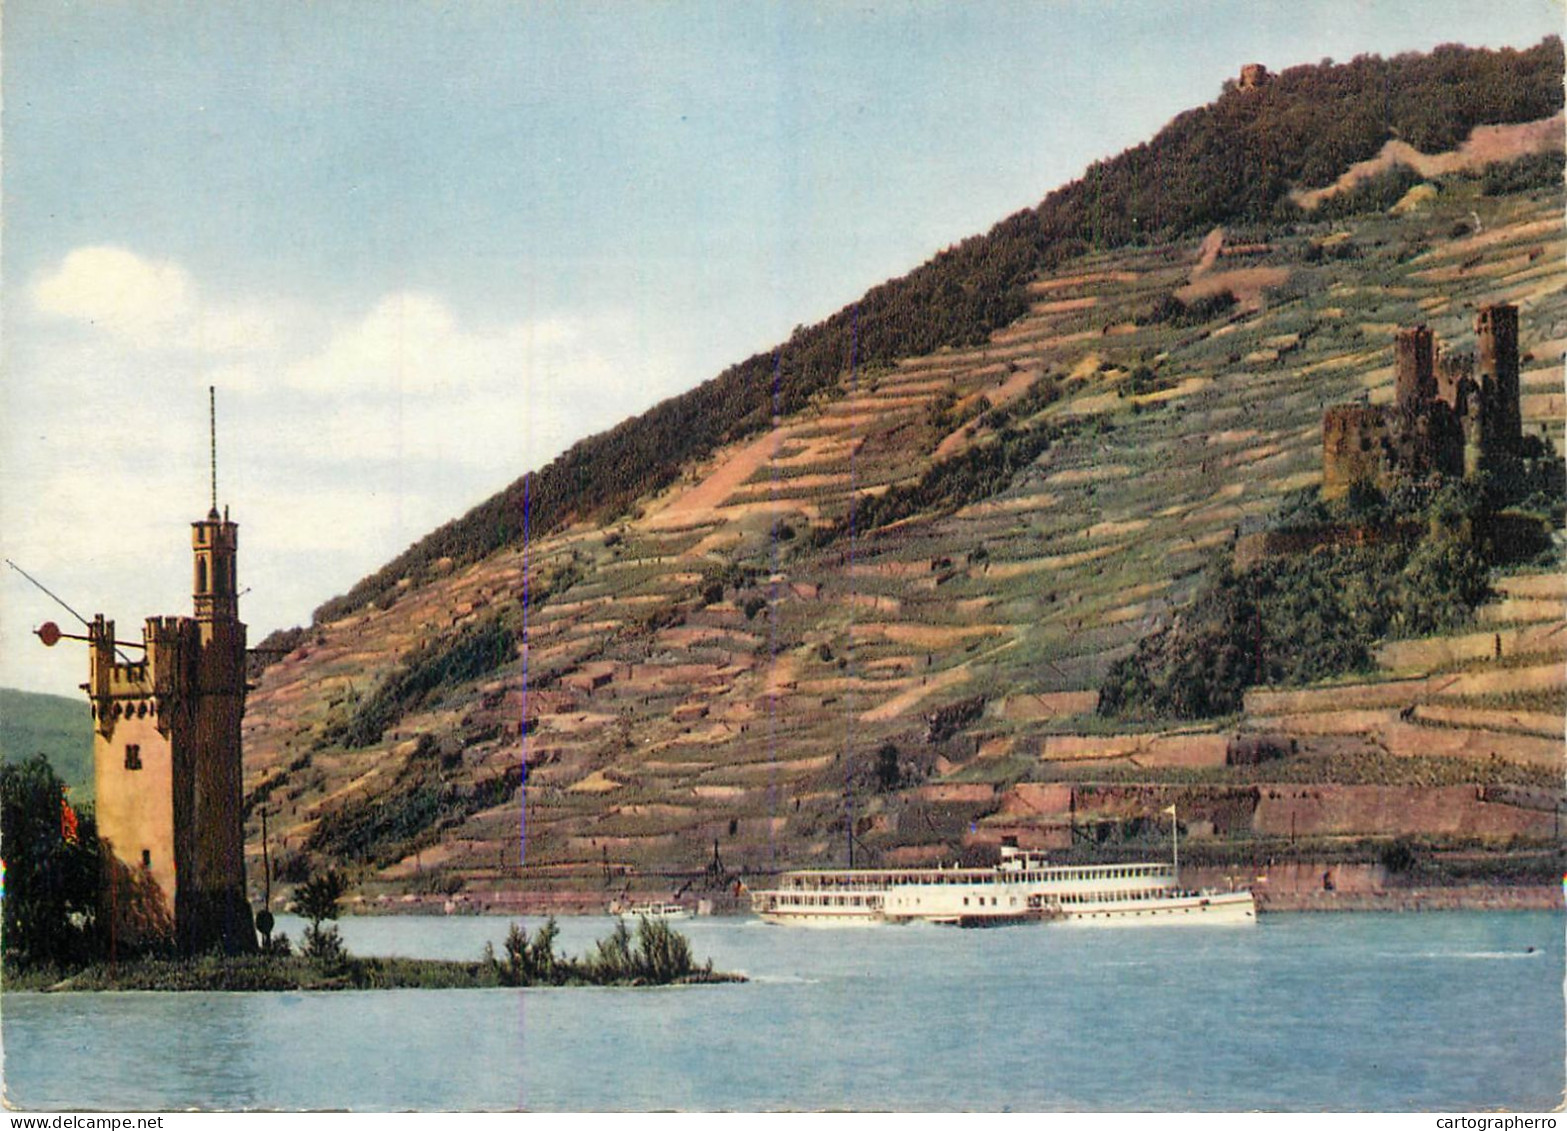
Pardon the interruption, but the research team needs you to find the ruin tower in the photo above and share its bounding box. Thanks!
[1394,325,1436,413]
[1321,403,1388,501]
[1476,303,1521,450]
[88,397,255,956]
[1436,351,1475,414]
[1319,303,1527,505]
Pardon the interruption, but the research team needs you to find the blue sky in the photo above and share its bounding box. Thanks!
[3,0,1561,697]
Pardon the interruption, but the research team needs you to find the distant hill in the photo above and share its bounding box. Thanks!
[0,688,93,804]
[239,39,1566,908]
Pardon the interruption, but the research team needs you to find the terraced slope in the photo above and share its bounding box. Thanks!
[242,130,1565,913]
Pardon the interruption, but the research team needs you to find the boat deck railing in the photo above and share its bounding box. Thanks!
[767,861,1174,892]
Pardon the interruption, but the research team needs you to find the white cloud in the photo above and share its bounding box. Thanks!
[30,245,277,354]
[278,291,655,473]
[33,246,192,342]
[5,251,695,697]
[285,290,573,398]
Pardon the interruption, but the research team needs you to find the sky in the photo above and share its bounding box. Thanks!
[3,0,1562,699]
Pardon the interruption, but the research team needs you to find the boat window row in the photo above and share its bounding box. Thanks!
[779,864,1168,892]
[782,871,993,890]
[776,894,875,908]
[1055,889,1169,905]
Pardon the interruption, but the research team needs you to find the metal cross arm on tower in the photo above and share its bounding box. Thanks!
[34,621,146,649]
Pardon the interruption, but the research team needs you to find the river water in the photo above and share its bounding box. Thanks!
[3,910,1562,1111]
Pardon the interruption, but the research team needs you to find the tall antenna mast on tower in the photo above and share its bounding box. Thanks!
[209,385,218,513]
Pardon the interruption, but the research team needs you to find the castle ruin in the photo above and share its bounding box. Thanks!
[1238,63,1271,91]
[1321,303,1522,501]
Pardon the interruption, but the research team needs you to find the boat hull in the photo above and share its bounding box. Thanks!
[1054,890,1256,926]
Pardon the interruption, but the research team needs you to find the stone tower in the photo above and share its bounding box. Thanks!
[87,413,255,956]
[1321,403,1388,501]
[1476,303,1521,449]
[1394,325,1436,412]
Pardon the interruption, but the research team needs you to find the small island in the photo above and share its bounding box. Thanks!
[2,755,742,993]
[10,917,743,994]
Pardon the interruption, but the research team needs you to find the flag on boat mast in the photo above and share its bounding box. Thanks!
[1163,804,1179,883]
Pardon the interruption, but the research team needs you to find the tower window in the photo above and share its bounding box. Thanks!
[125,744,142,770]
[141,849,151,868]
[197,557,209,593]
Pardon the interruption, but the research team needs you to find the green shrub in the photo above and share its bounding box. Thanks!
[828,421,1063,542]
[633,917,695,983]
[492,918,566,986]
[1311,164,1425,220]
[291,870,349,963]
[1135,290,1237,328]
[587,918,636,982]
[488,916,704,986]
[1,755,103,969]
[1119,365,1180,397]
[1100,482,1507,721]
[1479,150,1566,196]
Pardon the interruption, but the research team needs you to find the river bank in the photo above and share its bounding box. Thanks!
[348,881,1563,917]
[6,954,745,993]
[4,917,744,993]
[1257,884,1562,912]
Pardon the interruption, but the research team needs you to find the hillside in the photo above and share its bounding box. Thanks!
[0,688,94,804]
[242,44,1566,913]
[298,37,1564,627]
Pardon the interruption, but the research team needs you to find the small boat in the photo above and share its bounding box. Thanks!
[613,900,692,921]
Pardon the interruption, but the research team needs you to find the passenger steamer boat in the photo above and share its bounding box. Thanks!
[750,814,1255,927]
